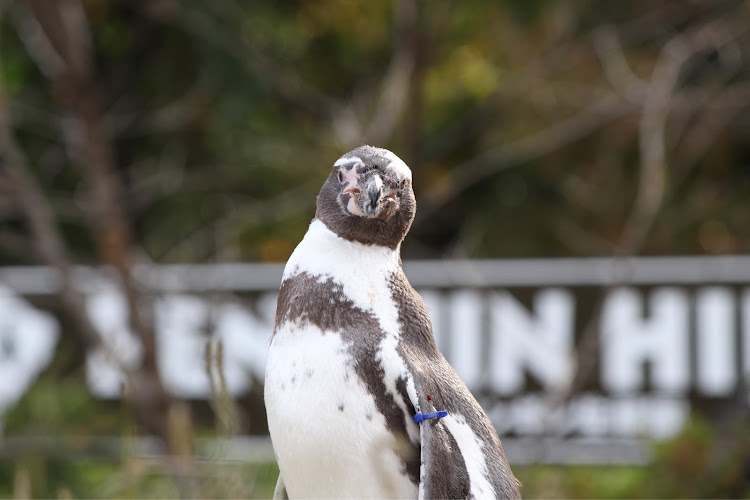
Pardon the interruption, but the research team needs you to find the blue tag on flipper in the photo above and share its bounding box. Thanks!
[413,410,448,423]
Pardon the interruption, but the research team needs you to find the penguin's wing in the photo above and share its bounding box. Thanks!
[272,474,288,499]
[417,411,473,499]
[411,360,521,499]
[408,362,473,499]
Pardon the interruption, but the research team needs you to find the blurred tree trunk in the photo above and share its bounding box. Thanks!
[13,0,175,449]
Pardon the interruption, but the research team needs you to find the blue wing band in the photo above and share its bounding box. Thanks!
[413,410,448,423]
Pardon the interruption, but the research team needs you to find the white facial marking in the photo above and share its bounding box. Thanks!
[441,414,494,498]
[347,196,366,216]
[335,156,368,216]
[334,155,364,169]
[339,162,361,191]
[381,150,412,182]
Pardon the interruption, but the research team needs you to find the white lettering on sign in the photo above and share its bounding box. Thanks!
[489,288,574,395]
[85,285,143,397]
[450,289,484,389]
[600,287,689,396]
[487,394,688,439]
[5,260,750,444]
[216,295,277,380]
[156,295,227,398]
[696,287,735,396]
[155,293,275,398]
[567,394,610,437]
[86,288,275,398]
[0,287,59,412]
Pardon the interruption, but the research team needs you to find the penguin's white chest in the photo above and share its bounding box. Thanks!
[265,321,418,499]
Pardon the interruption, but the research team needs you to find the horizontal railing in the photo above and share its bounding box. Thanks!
[3,254,750,295]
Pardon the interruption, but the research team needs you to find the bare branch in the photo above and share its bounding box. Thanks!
[25,0,161,364]
[143,0,424,148]
[158,178,320,261]
[675,83,750,172]
[0,230,31,259]
[362,0,417,145]
[205,339,239,438]
[26,0,91,78]
[616,38,689,253]
[166,3,346,124]
[412,5,731,219]
[10,3,66,78]
[593,25,644,101]
[417,95,633,222]
[617,16,749,253]
[550,214,615,256]
[0,91,137,387]
[551,14,750,414]
[14,0,176,443]
[0,83,112,355]
[107,82,212,137]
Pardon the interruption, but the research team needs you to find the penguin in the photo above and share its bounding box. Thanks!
[264,146,521,499]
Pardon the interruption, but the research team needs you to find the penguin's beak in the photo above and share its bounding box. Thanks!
[364,177,384,215]
[368,185,380,213]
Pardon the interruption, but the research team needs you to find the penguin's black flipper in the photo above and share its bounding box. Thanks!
[417,413,473,499]
[410,355,522,499]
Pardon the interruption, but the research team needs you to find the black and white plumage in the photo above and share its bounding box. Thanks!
[264,146,520,499]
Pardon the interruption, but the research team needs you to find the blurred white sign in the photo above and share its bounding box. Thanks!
[0,286,59,412]
[2,257,750,448]
[78,282,750,441]
[85,285,274,399]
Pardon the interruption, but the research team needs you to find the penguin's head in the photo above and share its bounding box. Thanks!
[316,146,416,249]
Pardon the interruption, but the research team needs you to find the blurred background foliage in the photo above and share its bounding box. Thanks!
[1,0,750,497]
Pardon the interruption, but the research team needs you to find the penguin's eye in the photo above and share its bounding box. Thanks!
[337,169,346,184]
[400,178,408,189]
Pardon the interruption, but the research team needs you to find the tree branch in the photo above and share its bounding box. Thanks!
[362,0,417,146]
[0,80,115,357]
[416,94,633,222]
[18,0,174,443]
[593,25,644,102]
[551,14,750,413]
